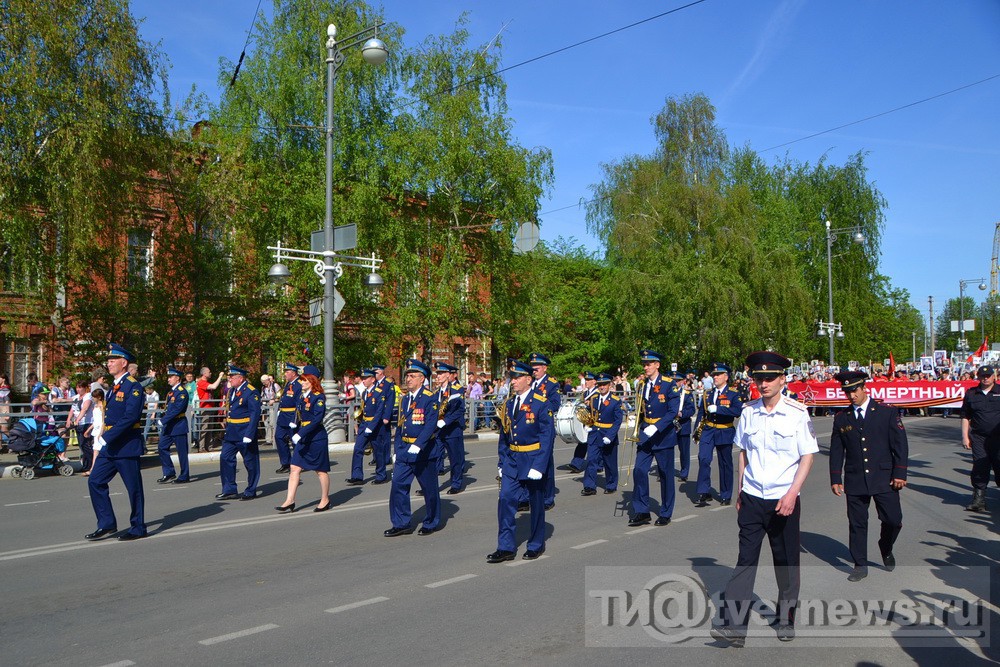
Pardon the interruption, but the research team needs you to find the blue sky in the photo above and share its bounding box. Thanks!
[131,0,1000,322]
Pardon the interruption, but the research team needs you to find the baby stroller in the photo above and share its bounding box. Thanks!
[6,418,73,480]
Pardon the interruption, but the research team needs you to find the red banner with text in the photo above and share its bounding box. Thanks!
[787,380,978,408]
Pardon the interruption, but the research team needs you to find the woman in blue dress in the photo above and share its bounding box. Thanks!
[275,365,331,513]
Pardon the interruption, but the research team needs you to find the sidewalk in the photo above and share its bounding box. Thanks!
[0,431,497,480]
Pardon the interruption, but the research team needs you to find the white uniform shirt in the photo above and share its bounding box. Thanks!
[734,396,818,500]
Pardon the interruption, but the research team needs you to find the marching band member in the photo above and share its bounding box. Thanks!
[216,365,262,501]
[672,370,696,483]
[528,353,561,511]
[347,368,378,485]
[273,362,301,474]
[434,362,467,494]
[581,372,622,496]
[695,363,743,507]
[565,371,597,473]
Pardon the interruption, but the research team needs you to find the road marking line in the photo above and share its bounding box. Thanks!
[97,661,136,667]
[673,515,696,522]
[710,506,730,512]
[425,574,477,588]
[910,453,923,458]
[4,500,50,507]
[571,539,608,550]
[326,596,390,614]
[625,526,656,535]
[198,623,279,645]
[505,555,549,566]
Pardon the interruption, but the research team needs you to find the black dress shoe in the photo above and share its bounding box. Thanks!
[882,552,896,571]
[239,494,256,501]
[274,503,296,513]
[604,488,616,494]
[522,548,545,560]
[173,478,190,484]
[486,549,516,564]
[215,493,240,500]
[719,498,731,506]
[438,469,448,476]
[383,526,414,537]
[85,528,116,541]
[417,526,437,535]
[710,625,746,648]
[118,532,147,541]
[372,478,390,485]
[415,488,424,496]
[654,516,671,526]
[345,478,365,486]
[313,502,331,513]
[156,475,176,484]
[275,466,291,474]
[581,487,597,496]
[696,493,712,507]
[516,501,530,513]
[847,566,869,582]
[544,502,555,511]
[368,459,376,467]
[628,513,651,527]
[680,476,688,482]
[446,487,463,495]
[775,622,795,642]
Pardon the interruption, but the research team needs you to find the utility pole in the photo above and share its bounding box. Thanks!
[929,296,935,355]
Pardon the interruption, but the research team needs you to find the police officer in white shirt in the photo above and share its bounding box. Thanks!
[711,351,817,647]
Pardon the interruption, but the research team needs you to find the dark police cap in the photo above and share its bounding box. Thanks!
[977,365,996,378]
[404,358,431,378]
[744,352,791,377]
[301,364,321,377]
[359,368,376,379]
[107,343,136,363]
[834,370,868,391]
[639,349,663,363]
[527,352,551,366]
[595,372,613,384]
[434,362,457,373]
[508,360,533,377]
[710,362,732,375]
[283,362,300,372]
[583,370,595,381]
[166,366,182,377]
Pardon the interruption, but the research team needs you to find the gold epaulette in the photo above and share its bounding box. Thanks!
[532,393,546,402]
[421,388,434,397]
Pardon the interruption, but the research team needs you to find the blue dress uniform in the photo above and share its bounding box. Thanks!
[569,371,597,472]
[372,366,396,483]
[349,369,379,482]
[630,350,681,526]
[528,353,561,509]
[829,371,908,577]
[218,366,262,500]
[292,382,330,473]
[672,373,697,481]
[695,363,744,504]
[385,359,441,535]
[87,344,147,540]
[490,360,555,561]
[157,366,190,483]
[274,363,301,471]
[581,373,623,494]
[434,363,467,493]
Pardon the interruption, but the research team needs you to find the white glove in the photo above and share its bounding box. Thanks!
[584,426,592,433]
[527,468,543,480]
[643,424,657,437]
[603,437,611,445]
[291,434,301,444]
[407,444,420,454]
[364,427,373,434]
[497,466,503,478]
[157,419,163,428]
[437,419,446,428]
[707,405,718,414]
[242,436,252,444]
[288,422,297,428]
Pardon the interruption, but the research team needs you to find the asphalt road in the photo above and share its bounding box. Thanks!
[0,415,997,666]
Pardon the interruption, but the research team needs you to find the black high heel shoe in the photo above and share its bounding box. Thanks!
[313,501,331,513]
[274,503,295,513]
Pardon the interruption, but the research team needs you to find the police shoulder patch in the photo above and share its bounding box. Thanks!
[132,390,140,397]
[247,384,256,391]
[317,400,324,407]
[782,396,806,411]
[533,393,546,402]
[671,385,680,393]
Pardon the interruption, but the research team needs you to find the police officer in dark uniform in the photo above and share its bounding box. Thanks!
[384,359,441,536]
[216,365,262,501]
[566,371,597,473]
[86,344,147,541]
[488,360,555,562]
[961,365,1000,513]
[433,362,467,494]
[829,371,908,582]
[695,363,744,506]
[672,370,696,482]
[528,353,561,510]
[581,372,623,495]
[347,368,378,485]
[156,366,190,484]
[629,350,681,526]
[273,362,301,474]
[371,364,396,484]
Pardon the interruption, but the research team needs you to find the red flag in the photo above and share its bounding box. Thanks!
[967,336,989,364]
[888,351,896,377]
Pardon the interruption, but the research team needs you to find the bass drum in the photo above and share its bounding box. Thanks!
[555,402,588,445]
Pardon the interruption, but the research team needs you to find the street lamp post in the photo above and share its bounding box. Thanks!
[958,278,987,353]
[822,213,865,365]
